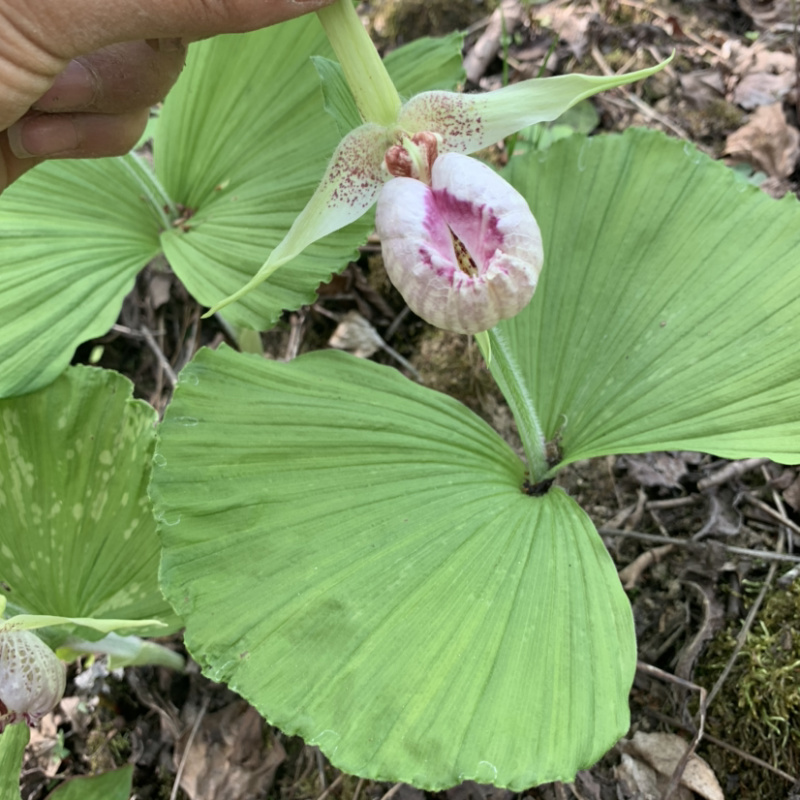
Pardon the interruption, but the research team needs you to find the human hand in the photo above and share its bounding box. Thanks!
[0,0,334,193]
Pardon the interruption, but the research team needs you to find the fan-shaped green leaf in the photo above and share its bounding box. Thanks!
[45,766,133,800]
[0,157,162,398]
[155,21,465,330]
[151,346,634,789]
[500,128,800,465]
[0,366,178,638]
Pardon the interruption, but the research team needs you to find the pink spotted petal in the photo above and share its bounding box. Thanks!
[0,630,66,732]
[376,153,543,334]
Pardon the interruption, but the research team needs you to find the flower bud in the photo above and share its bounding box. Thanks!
[0,630,66,731]
[376,152,543,334]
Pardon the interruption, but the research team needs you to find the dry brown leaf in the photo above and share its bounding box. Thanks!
[619,453,689,489]
[531,2,594,60]
[738,0,798,30]
[680,69,726,110]
[725,41,796,109]
[26,711,65,779]
[615,752,694,800]
[724,102,800,179]
[628,731,725,800]
[328,310,383,358]
[149,272,173,310]
[175,701,285,800]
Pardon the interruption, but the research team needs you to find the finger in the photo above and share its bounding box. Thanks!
[32,40,186,114]
[0,134,43,191]
[7,107,150,160]
[0,0,335,131]
[5,0,336,61]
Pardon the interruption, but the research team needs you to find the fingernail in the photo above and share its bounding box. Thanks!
[7,116,81,158]
[33,60,97,112]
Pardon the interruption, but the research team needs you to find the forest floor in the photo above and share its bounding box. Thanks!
[20,0,800,798]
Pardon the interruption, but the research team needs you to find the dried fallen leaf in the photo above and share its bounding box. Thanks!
[628,731,725,800]
[680,69,726,110]
[615,752,693,800]
[724,102,800,179]
[725,41,796,109]
[619,452,689,489]
[531,2,594,60]
[328,310,384,358]
[175,701,285,800]
[738,0,798,30]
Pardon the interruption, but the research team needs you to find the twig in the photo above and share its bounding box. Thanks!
[170,694,210,800]
[316,748,327,791]
[463,0,524,84]
[599,527,800,563]
[352,778,365,800]
[697,458,770,491]
[706,548,781,708]
[616,0,724,57]
[646,496,700,510]
[384,306,410,342]
[140,326,178,388]
[315,772,343,800]
[618,543,674,588]
[635,662,707,800]
[377,784,404,800]
[590,43,691,140]
[743,494,800,538]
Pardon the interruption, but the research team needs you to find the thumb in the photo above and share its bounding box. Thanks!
[0,0,334,130]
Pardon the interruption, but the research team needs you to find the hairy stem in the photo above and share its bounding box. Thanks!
[486,327,549,481]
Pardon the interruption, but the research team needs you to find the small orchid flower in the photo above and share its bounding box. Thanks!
[0,629,66,731]
[207,0,670,333]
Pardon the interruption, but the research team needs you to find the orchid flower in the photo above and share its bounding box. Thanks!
[207,0,670,333]
[0,629,66,731]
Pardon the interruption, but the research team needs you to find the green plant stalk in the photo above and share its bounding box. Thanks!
[118,153,177,231]
[486,327,548,481]
[316,0,402,126]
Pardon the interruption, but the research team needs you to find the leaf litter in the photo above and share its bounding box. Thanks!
[22,0,800,798]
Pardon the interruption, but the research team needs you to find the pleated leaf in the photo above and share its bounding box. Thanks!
[500,128,800,465]
[45,766,133,800]
[156,21,465,330]
[0,723,27,800]
[0,156,162,398]
[151,345,634,789]
[0,27,463,399]
[0,366,178,639]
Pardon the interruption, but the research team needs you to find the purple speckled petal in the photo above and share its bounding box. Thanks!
[206,122,392,314]
[0,630,66,732]
[397,61,671,154]
[376,153,542,334]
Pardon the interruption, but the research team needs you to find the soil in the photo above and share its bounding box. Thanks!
[20,1,800,798]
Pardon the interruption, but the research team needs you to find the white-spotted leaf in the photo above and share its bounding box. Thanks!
[0,366,179,638]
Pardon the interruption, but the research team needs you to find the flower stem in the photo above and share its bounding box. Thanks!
[486,327,549,481]
[316,0,402,126]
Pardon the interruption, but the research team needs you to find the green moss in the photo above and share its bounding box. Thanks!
[697,581,800,798]
[682,99,744,147]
